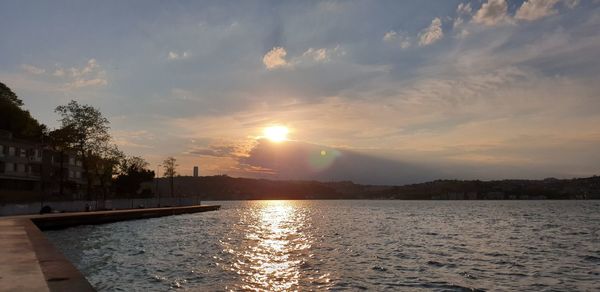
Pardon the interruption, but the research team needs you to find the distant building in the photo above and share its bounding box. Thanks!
[193,166,199,177]
[0,130,43,198]
[0,130,86,201]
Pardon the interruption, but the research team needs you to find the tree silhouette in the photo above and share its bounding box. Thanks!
[55,100,112,200]
[0,81,45,140]
[47,125,78,197]
[89,144,123,203]
[114,156,155,197]
[163,157,178,199]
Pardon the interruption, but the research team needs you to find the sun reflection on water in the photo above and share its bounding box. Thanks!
[220,200,327,291]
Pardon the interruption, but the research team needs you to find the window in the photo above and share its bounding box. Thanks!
[69,170,74,178]
[17,164,25,173]
[8,146,15,156]
[20,148,26,157]
[0,145,4,157]
[76,171,81,179]
[5,163,13,172]
[69,157,75,165]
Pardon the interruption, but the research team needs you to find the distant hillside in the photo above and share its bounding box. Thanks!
[147,175,600,200]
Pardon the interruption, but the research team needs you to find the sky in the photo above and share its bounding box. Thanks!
[1,0,599,185]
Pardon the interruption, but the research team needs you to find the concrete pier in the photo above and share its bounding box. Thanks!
[0,205,220,291]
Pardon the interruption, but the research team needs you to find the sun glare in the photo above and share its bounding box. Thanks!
[263,125,289,142]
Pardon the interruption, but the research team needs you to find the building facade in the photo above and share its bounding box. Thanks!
[0,130,86,202]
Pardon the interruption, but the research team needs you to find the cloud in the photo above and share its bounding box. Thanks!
[66,77,107,89]
[14,59,107,90]
[456,2,472,15]
[167,51,190,60]
[263,46,344,70]
[263,47,289,70]
[563,0,579,9]
[187,140,254,158]
[453,3,474,38]
[453,17,464,29]
[383,30,411,48]
[383,30,397,42]
[418,17,443,46]
[21,64,45,75]
[302,48,328,62]
[68,58,99,78]
[63,59,107,89]
[515,0,560,21]
[53,68,65,77]
[301,45,345,62]
[239,139,440,184]
[515,0,580,22]
[473,0,509,26]
[113,130,155,149]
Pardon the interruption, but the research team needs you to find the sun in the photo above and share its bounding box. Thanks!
[263,125,289,142]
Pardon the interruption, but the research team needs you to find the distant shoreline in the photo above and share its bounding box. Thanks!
[146,175,600,200]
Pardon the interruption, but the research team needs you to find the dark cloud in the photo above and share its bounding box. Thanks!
[188,143,251,158]
[240,139,441,185]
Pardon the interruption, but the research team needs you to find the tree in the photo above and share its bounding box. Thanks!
[89,145,123,202]
[163,157,178,199]
[0,81,45,140]
[114,156,155,197]
[47,125,79,197]
[0,82,23,106]
[55,100,112,199]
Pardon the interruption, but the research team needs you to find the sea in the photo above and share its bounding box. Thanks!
[45,200,600,291]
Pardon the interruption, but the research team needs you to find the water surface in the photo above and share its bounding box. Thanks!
[46,200,600,291]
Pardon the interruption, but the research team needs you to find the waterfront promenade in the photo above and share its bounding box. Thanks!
[0,205,220,291]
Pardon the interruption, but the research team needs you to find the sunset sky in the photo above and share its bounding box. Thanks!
[1,0,599,184]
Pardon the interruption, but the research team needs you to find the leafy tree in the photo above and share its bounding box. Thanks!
[89,145,123,202]
[114,156,155,197]
[47,125,79,197]
[118,156,149,174]
[163,157,178,198]
[0,82,23,106]
[55,100,112,199]
[0,81,45,139]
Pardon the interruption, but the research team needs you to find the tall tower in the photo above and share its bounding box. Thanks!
[193,166,199,177]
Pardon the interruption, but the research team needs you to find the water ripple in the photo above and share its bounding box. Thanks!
[46,200,600,291]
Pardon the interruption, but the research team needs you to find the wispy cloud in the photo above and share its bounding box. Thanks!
[21,64,45,75]
[167,51,190,60]
[515,0,579,21]
[516,0,561,21]
[456,2,472,15]
[383,30,411,48]
[263,45,345,70]
[13,59,107,90]
[63,59,107,89]
[113,130,155,149]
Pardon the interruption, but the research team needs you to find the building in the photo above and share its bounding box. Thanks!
[193,166,199,177]
[0,130,43,200]
[0,130,86,202]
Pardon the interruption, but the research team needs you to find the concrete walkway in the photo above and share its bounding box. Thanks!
[0,218,92,292]
[0,205,220,291]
